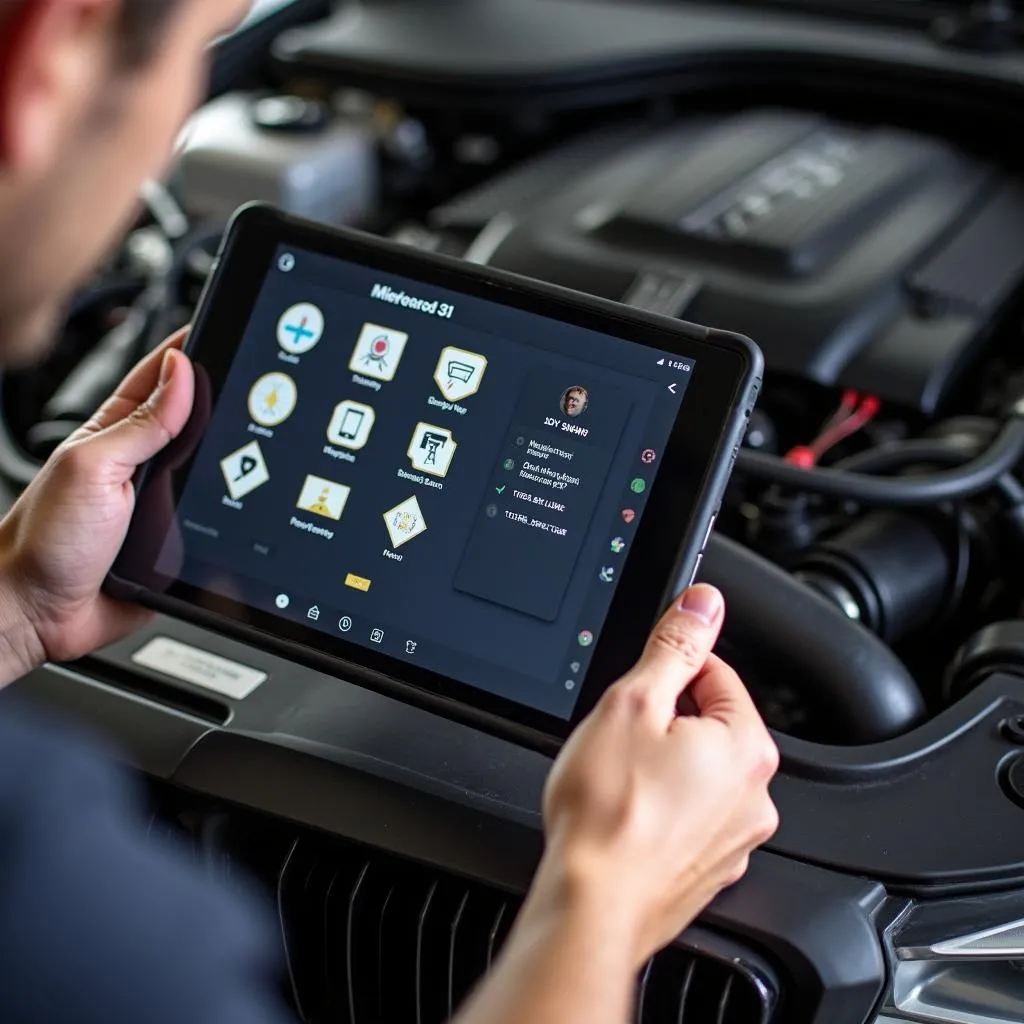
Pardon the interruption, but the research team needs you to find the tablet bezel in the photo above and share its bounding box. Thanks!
[109,204,761,751]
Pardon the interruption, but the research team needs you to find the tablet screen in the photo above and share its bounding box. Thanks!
[156,246,694,721]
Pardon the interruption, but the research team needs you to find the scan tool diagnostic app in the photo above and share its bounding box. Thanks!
[161,247,694,718]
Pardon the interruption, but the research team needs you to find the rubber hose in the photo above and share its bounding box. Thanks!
[834,436,1024,506]
[835,437,984,473]
[734,417,1024,506]
[700,533,927,743]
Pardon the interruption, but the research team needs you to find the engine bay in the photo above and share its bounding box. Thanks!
[7,4,1024,751]
[10,4,1024,1021]
[409,105,1024,744]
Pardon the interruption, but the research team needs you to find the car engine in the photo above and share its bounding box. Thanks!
[388,103,1024,746]
[10,3,1024,1023]
[10,91,1024,745]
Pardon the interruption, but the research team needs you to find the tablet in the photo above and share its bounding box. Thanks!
[109,204,761,750]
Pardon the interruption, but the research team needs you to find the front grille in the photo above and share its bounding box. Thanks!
[275,834,778,1024]
[145,798,779,1024]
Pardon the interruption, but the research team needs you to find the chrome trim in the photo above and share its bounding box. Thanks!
[889,958,1024,1024]
[900,918,1024,962]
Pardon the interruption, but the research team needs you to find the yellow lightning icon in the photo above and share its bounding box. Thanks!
[265,388,279,413]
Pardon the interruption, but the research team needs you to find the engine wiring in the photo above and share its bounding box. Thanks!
[785,390,882,468]
[737,414,1024,507]
[0,187,224,488]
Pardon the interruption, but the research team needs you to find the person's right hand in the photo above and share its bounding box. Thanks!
[535,584,779,968]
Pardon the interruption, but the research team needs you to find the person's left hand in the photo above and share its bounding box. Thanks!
[0,332,194,678]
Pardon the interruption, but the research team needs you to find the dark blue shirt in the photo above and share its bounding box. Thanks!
[0,696,294,1024]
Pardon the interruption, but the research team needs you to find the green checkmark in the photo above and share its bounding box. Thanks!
[496,485,506,495]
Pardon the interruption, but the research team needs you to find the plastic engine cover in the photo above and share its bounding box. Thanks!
[430,110,1024,414]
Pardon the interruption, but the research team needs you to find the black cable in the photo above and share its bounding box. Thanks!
[833,433,1024,507]
[834,437,984,474]
[734,417,1024,507]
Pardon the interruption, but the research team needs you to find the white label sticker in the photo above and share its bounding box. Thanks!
[131,637,267,700]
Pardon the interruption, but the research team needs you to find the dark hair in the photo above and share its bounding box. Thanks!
[118,0,182,66]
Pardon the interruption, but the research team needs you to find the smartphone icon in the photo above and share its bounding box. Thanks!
[339,409,365,439]
[327,400,376,450]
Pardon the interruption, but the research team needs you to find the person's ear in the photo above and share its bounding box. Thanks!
[0,0,121,173]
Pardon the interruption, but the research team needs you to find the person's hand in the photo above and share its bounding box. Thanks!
[534,584,779,968]
[0,332,194,679]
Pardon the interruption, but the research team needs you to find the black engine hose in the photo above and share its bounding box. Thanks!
[835,437,984,474]
[700,533,927,743]
[734,416,1024,507]
[834,434,1024,507]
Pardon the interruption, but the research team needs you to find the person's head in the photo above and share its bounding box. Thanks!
[562,386,588,417]
[0,0,250,365]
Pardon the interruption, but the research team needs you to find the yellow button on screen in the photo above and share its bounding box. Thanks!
[345,574,372,593]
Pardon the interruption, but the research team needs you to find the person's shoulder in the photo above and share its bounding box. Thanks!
[0,692,291,1024]
[0,690,116,754]
[0,691,138,817]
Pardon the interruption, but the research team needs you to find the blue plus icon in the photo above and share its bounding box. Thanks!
[285,317,314,347]
[276,303,324,356]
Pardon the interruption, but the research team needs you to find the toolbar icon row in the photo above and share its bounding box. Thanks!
[274,304,489,403]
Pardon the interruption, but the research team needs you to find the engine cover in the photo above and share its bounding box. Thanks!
[430,110,1024,414]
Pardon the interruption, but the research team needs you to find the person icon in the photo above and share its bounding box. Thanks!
[309,487,333,517]
[561,386,589,418]
[296,475,350,521]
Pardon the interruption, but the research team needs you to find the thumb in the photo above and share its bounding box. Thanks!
[82,350,195,475]
[634,585,725,723]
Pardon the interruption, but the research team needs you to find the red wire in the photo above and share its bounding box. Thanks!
[821,389,860,433]
[786,393,881,468]
[812,396,881,456]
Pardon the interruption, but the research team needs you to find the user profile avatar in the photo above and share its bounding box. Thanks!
[561,386,590,418]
